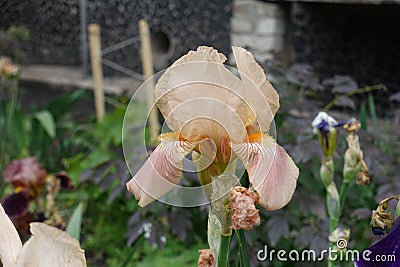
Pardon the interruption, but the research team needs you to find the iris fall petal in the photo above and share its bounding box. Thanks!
[233,135,299,210]
[126,135,197,206]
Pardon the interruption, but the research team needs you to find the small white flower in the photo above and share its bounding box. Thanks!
[142,222,152,239]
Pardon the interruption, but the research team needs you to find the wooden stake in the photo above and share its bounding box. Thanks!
[139,19,160,143]
[88,24,105,123]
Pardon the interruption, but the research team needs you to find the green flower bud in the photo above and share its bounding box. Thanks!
[343,133,369,184]
[343,151,362,184]
[312,112,338,159]
[320,159,334,188]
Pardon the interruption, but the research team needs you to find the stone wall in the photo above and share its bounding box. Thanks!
[291,2,400,91]
[230,0,288,63]
[0,0,233,74]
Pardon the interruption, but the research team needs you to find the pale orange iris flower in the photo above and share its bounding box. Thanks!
[0,204,86,267]
[126,46,299,210]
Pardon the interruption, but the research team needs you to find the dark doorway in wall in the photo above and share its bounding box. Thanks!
[151,30,174,70]
[291,3,400,92]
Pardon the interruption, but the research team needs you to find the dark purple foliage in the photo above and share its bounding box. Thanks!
[168,210,193,242]
[79,159,130,203]
[286,64,323,91]
[334,95,356,110]
[323,75,359,94]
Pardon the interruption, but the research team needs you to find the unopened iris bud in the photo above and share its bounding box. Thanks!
[326,182,341,219]
[343,147,362,184]
[311,112,338,159]
[343,119,370,185]
[320,159,334,188]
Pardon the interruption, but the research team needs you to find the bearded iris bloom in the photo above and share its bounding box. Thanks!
[2,157,47,197]
[1,191,31,235]
[126,46,299,211]
[2,158,74,234]
[0,204,86,267]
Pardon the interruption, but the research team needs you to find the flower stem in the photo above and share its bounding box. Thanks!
[323,83,385,111]
[339,181,350,211]
[218,234,232,267]
[236,230,250,267]
[320,160,341,267]
[328,216,339,267]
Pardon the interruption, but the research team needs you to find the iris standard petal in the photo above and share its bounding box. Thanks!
[232,46,280,133]
[232,135,299,211]
[126,134,197,207]
[0,204,22,267]
[155,46,254,142]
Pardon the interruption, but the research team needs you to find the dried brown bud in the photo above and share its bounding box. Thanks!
[344,130,370,185]
[371,196,399,236]
[230,186,261,230]
[356,160,370,185]
[343,118,361,133]
[198,249,215,267]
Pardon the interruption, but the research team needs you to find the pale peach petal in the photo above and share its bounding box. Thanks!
[15,223,86,267]
[155,46,254,142]
[126,136,197,206]
[164,98,248,144]
[232,46,279,132]
[232,135,299,210]
[0,204,22,267]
